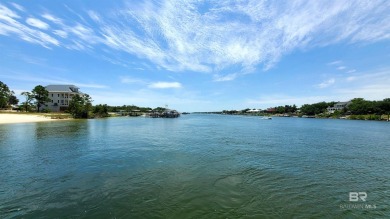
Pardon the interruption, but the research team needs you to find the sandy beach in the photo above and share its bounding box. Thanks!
[0,113,66,124]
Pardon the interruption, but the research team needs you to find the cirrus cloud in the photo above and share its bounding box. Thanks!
[26,17,49,30]
[1,1,390,80]
[316,78,335,88]
[148,82,182,89]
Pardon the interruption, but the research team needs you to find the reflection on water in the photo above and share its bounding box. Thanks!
[0,115,389,218]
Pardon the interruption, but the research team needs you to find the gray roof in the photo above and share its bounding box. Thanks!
[45,85,79,92]
[335,101,351,106]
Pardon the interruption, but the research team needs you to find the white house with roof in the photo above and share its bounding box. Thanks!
[247,109,261,113]
[42,85,83,112]
[327,101,351,113]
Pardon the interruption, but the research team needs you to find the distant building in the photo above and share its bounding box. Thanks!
[327,101,351,113]
[266,107,276,113]
[247,109,261,113]
[43,85,83,112]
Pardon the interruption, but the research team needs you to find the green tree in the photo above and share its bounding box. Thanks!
[153,107,167,112]
[83,94,93,113]
[8,95,19,106]
[93,104,109,118]
[292,104,298,113]
[32,85,50,112]
[379,98,390,121]
[345,98,384,117]
[275,106,285,114]
[300,102,331,115]
[300,104,316,115]
[21,91,34,112]
[0,81,13,108]
[68,94,93,118]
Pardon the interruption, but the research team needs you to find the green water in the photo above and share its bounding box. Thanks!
[0,115,389,218]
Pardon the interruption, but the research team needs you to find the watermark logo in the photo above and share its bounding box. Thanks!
[349,192,367,202]
[340,192,377,210]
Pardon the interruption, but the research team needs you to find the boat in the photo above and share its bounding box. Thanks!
[261,116,272,120]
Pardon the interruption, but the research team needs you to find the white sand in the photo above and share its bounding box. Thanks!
[0,113,60,124]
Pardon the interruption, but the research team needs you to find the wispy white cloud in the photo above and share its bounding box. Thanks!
[112,0,389,74]
[69,23,98,42]
[346,76,356,82]
[87,10,100,22]
[0,71,108,89]
[11,3,24,12]
[53,29,68,38]
[213,73,239,82]
[327,60,342,65]
[0,4,59,48]
[41,13,63,24]
[120,76,146,84]
[148,82,182,89]
[328,60,357,74]
[1,1,390,78]
[0,4,20,20]
[26,17,49,30]
[120,76,182,90]
[316,78,335,88]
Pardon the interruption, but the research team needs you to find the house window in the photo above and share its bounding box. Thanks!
[58,94,59,97]
[51,94,53,97]
[51,100,53,103]
[58,100,59,103]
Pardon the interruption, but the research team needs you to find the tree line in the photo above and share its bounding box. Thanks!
[299,98,390,118]
[223,98,390,120]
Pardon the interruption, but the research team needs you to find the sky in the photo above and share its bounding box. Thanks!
[0,0,389,112]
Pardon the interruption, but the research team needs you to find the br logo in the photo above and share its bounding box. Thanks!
[349,192,367,202]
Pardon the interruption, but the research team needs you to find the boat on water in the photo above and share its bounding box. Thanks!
[261,116,272,120]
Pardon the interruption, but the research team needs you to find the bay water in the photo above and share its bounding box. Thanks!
[1,114,389,218]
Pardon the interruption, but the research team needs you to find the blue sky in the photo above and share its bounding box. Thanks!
[0,0,389,112]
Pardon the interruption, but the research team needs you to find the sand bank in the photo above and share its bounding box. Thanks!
[0,113,66,124]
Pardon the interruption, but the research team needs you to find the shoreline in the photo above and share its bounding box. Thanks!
[194,113,390,121]
[0,113,71,124]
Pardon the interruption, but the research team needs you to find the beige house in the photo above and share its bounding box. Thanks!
[43,85,83,112]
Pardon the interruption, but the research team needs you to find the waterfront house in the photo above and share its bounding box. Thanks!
[327,101,351,113]
[247,109,261,113]
[265,107,276,113]
[42,85,83,112]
